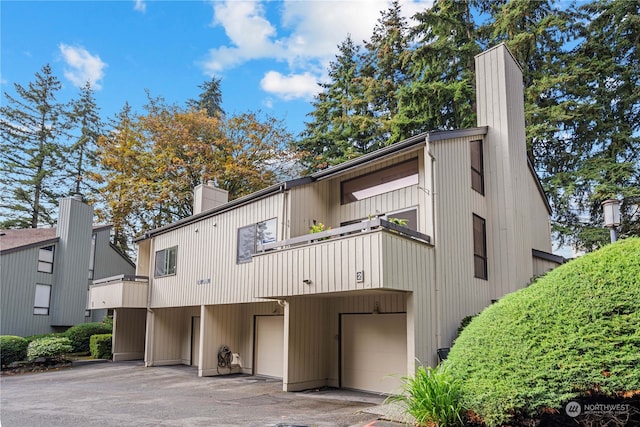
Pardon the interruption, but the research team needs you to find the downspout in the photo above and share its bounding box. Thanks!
[426,136,442,355]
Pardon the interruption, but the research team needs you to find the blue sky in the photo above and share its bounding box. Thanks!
[2,0,433,137]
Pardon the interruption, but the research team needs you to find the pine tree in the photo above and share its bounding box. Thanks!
[187,77,225,118]
[67,82,104,199]
[393,0,479,140]
[359,0,410,147]
[0,65,69,228]
[297,35,365,171]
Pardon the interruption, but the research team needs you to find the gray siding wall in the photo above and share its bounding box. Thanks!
[0,246,56,336]
[90,227,135,322]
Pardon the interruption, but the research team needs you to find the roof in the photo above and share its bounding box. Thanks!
[136,128,490,241]
[0,224,113,254]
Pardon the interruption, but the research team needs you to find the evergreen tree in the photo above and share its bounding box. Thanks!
[549,0,640,249]
[393,0,479,140]
[0,65,69,228]
[67,82,104,199]
[359,0,410,147]
[297,35,365,171]
[187,77,224,118]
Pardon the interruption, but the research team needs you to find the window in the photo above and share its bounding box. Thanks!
[154,246,177,277]
[473,214,488,280]
[237,218,277,264]
[88,233,96,280]
[470,140,484,194]
[38,245,55,273]
[34,284,51,315]
[341,158,419,204]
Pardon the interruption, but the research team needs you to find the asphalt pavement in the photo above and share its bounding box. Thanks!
[0,361,410,427]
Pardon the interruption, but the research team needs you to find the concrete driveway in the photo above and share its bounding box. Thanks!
[0,361,408,427]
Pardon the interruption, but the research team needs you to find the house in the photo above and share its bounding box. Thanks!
[89,44,564,394]
[1,195,135,337]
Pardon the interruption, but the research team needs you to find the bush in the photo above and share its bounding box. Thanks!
[27,337,73,362]
[387,364,464,427]
[0,336,29,367]
[90,334,112,359]
[66,322,112,353]
[446,237,640,426]
[24,332,67,344]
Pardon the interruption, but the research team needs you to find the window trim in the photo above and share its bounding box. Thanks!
[88,233,97,280]
[33,283,52,315]
[473,214,488,280]
[37,245,55,274]
[341,158,419,205]
[470,139,484,195]
[154,246,178,278]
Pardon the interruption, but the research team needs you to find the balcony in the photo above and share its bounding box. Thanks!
[253,218,433,299]
[89,275,149,309]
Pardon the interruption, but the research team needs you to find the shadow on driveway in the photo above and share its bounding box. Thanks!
[0,361,409,426]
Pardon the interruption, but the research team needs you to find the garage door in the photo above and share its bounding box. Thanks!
[341,313,407,394]
[255,315,284,378]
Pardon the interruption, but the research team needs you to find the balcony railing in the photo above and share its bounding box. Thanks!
[89,275,149,309]
[253,218,433,299]
[257,217,430,253]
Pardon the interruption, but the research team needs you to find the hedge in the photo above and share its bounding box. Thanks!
[66,322,112,353]
[446,237,640,426]
[90,334,112,360]
[0,336,29,367]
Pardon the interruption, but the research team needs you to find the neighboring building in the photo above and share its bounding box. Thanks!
[90,44,564,394]
[1,195,135,337]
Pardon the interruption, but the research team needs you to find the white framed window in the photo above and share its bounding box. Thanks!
[38,245,55,273]
[237,218,277,263]
[34,284,51,315]
[154,246,177,277]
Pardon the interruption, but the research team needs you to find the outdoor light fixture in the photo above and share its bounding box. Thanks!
[602,199,621,243]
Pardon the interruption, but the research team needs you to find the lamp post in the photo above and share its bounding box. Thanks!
[602,199,621,243]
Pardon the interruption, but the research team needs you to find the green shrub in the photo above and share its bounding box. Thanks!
[66,322,112,353]
[0,336,29,367]
[387,364,464,427]
[446,237,640,426]
[24,332,67,343]
[27,337,73,362]
[89,334,112,359]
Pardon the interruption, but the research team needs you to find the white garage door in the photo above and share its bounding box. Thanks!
[255,315,284,378]
[341,313,407,394]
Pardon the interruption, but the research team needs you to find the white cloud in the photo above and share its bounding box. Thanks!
[134,0,146,13]
[202,0,433,100]
[59,44,107,90]
[260,71,320,101]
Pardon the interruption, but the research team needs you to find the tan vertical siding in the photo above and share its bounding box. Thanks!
[112,308,146,361]
[431,135,492,348]
[148,194,284,307]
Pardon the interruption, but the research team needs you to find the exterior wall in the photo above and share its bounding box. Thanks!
[145,306,200,366]
[90,227,135,321]
[0,245,57,336]
[112,308,146,361]
[475,44,538,303]
[136,240,151,276]
[431,134,493,348]
[532,256,561,278]
[147,193,284,308]
[51,197,93,327]
[526,174,553,252]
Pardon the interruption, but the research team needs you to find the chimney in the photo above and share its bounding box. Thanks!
[193,181,229,215]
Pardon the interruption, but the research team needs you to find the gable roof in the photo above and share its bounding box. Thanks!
[0,225,113,255]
